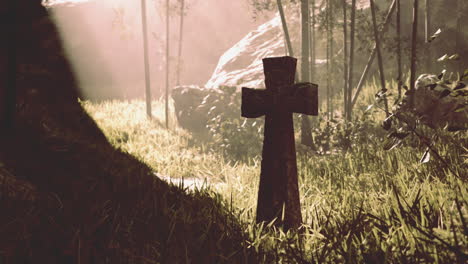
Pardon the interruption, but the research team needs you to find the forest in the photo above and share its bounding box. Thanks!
[0,0,467,263]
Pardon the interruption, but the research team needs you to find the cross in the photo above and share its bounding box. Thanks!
[241,56,318,230]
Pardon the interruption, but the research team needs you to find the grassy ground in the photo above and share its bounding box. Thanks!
[82,81,467,263]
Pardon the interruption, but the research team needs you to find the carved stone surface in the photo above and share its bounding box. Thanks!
[241,56,318,229]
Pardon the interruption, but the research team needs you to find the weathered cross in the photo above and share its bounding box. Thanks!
[241,56,318,229]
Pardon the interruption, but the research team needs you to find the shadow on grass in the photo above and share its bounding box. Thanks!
[0,1,256,263]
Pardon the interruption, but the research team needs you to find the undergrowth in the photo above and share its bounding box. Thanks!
[82,78,467,263]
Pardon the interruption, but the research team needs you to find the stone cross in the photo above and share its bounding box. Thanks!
[241,56,318,230]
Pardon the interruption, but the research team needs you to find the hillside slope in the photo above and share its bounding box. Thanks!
[0,1,251,263]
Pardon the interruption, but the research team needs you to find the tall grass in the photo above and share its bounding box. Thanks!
[83,80,467,263]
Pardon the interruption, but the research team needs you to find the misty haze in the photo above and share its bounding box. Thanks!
[1,0,467,263]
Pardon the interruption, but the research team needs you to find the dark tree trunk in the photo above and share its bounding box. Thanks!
[397,0,402,100]
[300,0,313,146]
[342,0,348,119]
[176,0,185,86]
[329,0,334,119]
[326,0,330,121]
[346,0,356,120]
[456,0,461,73]
[370,0,389,116]
[140,0,152,118]
[409,0,419,109]
[310,0,316,81]
[277,0,294,57]
[165,0,170,128]
[350,0,396,109]
[425,0,431,73]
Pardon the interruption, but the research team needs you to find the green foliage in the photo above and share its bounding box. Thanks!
[374,70,468,173]
[198,87,264,161]
[83,97,466,263]
[309,114,386,154]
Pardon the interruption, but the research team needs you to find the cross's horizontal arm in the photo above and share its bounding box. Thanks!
[241,83,318,118]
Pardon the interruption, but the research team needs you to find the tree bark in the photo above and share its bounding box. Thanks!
[277,0,294,57]
[140,0,152,118]
[409,0,419,109]
[300,0,313,146]
[350,0,396,109]
[165,0,170,128]
[176,0,185,86]
[326,0,330,121]
[456,0,461,73]
[397,0,402,100]
[329,0,334,119]
[3,0,17,132]
[342,0,348,119]
[346,0,356,120]
[370,0,389,116]
[425,0,431,73]
[310,0,316,81]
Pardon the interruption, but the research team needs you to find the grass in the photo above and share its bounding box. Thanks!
[82,80,467,263]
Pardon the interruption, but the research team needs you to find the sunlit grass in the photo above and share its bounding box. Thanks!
[82,80,467,263]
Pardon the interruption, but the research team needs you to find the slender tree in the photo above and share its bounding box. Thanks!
[165,0,170,128]
[425,0,431,72]
[277,0,294,57]
[326,0,331,121]
[329,0,334,119]
[396,0,402,100]
[300,0,313,146]
[370,0,389,116]
[409,0,419,109]
[342,0,348,119]
[456,0,462,72]
[176,0,185,86]
[140,0,152,118]
[350,0,396,109]
[346,0,356,120]
[310,0,316,81]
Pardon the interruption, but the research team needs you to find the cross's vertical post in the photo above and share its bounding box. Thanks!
[242,56,318,230]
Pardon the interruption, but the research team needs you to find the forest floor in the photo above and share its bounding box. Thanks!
[82,85,467,263]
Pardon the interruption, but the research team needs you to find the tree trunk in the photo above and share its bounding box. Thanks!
[326,0,330,121]
[342,0,348,119]
[310,0,316,81]
[397,0,402,101]
[425,0,431,73]
[370,0,389,116]
[176,0,185,86]
[350,0,396,109]
[140,0,152,118]
[165,0,170,128]
[409,0,419,109]
[346,0,356,120]
[277,0,294,57]
[300,0,313,146]
[329,0,334,119]
[456,0,461,73]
